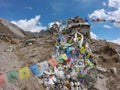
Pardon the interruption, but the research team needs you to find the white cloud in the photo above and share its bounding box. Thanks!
[103,25,112,29]
[89,9,109,19]
[103,2,106,6]
[90,32,97,39]
[108,0,120,8]
[25,6,33,10]
[111,38,120,45]
[89,8,118,20]
[11,15,47,32]
[89,0,120,27]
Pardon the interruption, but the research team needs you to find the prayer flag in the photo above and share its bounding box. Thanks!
[0,73,6,85]
[56,55,64,63]
[39,61,49,71]
[48,58,58,67]
[30,64,41,76]
[6,70,18,83]
[61,54,68,61]
[19,67,30,80]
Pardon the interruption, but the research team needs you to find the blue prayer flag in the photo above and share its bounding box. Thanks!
[30,64,41,76]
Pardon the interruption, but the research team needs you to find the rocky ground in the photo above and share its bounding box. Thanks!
[0,36,120,90]
[91,39,120,90]
[0,35,56,90]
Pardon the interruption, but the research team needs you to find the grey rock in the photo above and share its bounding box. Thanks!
[96,66,107,72]
[110,67,117,74]
[98,74,104,79]
[4,46,14,52]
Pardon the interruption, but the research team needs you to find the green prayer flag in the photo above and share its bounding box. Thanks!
[56,55,64,63]
[6,70,18,83]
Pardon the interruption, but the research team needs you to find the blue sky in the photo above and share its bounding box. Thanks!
[0,0,120,44]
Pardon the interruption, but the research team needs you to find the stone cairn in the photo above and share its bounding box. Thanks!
[42,16,97,90]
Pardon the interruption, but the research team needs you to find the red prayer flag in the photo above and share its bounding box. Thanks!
[48,58,58,67]
[0,73,6,86]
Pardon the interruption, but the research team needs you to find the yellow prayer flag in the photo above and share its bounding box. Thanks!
[85,59,94,67]
[19,67,30,80]
[61,54,68,60]
[85,59,90,65]
[86,52,92,58]
[80,46,86,53]
[79,74,85,78]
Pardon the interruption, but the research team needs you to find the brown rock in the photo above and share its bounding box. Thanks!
[11,38,20,44]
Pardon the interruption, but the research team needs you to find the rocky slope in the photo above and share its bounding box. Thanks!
[0,18,26,37]
[0,35,120,90]
[0,17,120,90]
[0,35,56,90]
[0,18,36,43]
[90,39,120,90]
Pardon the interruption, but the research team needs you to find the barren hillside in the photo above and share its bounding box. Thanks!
[0,17,120,90]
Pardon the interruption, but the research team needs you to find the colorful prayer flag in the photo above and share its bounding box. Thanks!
[96,18,100,22]
[56,55,64,63]
[38,61,49,73]
[48,58,58,67]
[30,64,41,76]
[91,19,96,22]
[0,73,6,86]
[80,46,86,54]
[19,67,30,80]
[61,53,68,61]
[6,70,18,83]
[111,20,115,23]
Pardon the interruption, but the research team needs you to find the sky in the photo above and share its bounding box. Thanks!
[0,0,120,45]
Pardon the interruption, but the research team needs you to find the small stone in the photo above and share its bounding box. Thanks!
[10,38,19,44]
[96,66,107,72]
[110,67,117,74]
[98,74,104,79]
[28,43,32,46]
[37,78,43,85]
[4,46,14,52]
